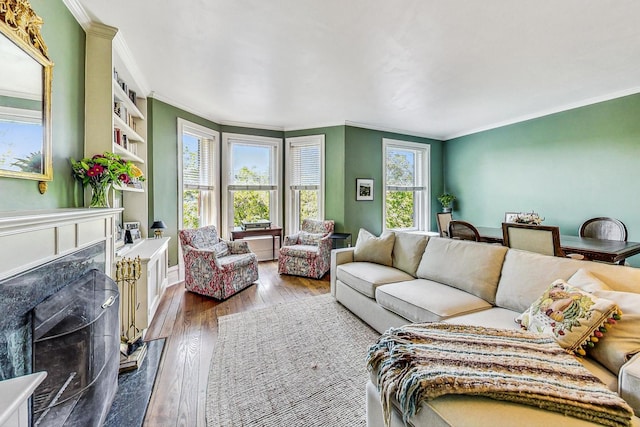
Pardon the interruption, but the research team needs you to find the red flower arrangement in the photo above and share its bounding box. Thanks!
[71,152,144,207]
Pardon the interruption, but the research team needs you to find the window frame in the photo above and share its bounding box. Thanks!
[284,134,325,235]
[221,132,283,239]
[382,138,431,232]
[177,118,220,231]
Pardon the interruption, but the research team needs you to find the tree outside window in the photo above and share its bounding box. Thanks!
[383,139,429,231]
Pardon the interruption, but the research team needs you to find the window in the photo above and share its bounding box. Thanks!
[285,135,325,234]
[382,139,430,231]
[178,119,219,230]
[222,133,282,237]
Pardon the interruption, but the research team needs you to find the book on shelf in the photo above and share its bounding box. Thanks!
[117,78,128,94]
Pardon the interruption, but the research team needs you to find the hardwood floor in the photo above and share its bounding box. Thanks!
[143,261,330,426]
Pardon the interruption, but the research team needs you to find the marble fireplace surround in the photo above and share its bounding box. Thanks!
[0,209,120,424]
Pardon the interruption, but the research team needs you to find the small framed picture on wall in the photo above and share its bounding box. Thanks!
[356,178,374,201]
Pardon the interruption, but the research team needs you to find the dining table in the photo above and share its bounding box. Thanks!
[476,226,640,265]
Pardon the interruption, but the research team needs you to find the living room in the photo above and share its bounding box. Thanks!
[2,0,640,426]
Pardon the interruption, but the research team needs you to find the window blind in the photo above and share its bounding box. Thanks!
[290,143,320,190]
[183,135,214,190]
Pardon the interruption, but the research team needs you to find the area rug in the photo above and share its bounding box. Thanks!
[206,294,380,426]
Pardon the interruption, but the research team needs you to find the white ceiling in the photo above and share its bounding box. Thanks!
[70,0,640,140]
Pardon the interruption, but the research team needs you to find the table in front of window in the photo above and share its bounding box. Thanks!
[230,227,283,260]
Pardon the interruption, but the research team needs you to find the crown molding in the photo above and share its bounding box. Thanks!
[218,120,284,132]
[112,33,150,96]
[62,0,91,29]
[63,0,150,96]
[445,86,640,141]
[344,121,442,141]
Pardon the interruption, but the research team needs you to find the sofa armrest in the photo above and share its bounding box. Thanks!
[620,353,640,416]
[330,247,355,296]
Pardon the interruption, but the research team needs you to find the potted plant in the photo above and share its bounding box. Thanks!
[437,192,456,213]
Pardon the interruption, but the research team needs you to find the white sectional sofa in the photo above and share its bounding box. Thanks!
[330,232,640,427]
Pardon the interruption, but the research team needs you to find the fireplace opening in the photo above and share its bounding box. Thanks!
[32,269,120,427]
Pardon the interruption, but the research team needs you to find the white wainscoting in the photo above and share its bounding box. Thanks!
[0,208,121,281]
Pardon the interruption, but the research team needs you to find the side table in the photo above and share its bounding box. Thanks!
[329,232,352,249]
[230,227,283,260]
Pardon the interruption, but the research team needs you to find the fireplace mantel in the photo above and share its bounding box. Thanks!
[0,208,121,281]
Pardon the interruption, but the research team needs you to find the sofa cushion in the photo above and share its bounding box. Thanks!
[444,307,521,330]
[336,262,413,298]
[517,279,620,356]
[415,238,508,304]
[353,228,395,266]
[279,245,319,259]
[392,232,429,277]
[375,279,492,323]
[495,249,583,312]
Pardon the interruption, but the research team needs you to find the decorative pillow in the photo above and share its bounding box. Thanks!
[516,279,621,356]
[353,228,395,266]
[567,268,612,293]
[227,240,249,254]
[299,231,324,246]
[392,232,429,277]
[587,289,640,374]
[212,241,229,258]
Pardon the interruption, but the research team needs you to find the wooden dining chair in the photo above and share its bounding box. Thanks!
[448,220,481,242]
[569,217,628,262]
[501,222,564,257]
[579,217,627,241]
[436,212,453,237]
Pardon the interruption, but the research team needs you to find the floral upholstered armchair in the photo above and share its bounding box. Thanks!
[278,219,335,279]
[179,225,259,300]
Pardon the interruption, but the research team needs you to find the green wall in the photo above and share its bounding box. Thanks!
[0,0,85,210]
[147,99,290,265]
[284,125,346,232]
[343,126,444,236]
[445,93,640,265]
[147,98,222,266]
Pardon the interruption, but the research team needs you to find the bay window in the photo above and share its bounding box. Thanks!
[285,135,325,234]
[222,133,282,238]
[178,119,219,230]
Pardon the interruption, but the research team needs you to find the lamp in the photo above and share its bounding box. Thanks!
[150,220,167,238]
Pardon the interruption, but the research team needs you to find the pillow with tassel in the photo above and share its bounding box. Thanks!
[516,279,621,356]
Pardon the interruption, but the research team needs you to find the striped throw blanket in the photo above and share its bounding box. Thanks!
[367,323,633,427]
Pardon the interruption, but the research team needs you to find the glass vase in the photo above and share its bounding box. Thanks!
[89,182,110,208]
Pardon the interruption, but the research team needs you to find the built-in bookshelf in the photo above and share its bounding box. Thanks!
[84,23,149,241]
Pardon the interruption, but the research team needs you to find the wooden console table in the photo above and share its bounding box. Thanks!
[230,227,283,260]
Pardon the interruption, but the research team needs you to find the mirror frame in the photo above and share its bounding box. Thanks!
[0,0,53,182]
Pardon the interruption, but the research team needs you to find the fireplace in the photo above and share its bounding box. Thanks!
[0,209,121,425]
[31,269,119,426]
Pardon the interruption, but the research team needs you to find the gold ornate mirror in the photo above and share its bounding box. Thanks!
[0,0,53,183]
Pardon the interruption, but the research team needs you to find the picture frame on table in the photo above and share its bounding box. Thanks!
[356,178,374,201]
[504,212,520,223]
[123,221,142,241]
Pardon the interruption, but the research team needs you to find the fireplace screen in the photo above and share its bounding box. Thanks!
[32,269,120,427]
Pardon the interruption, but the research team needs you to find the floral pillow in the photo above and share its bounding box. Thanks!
[299,231,324,245]
[516,279,621,356]
[212,241,229,258]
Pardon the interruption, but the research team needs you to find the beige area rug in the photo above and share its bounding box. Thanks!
[206,294,380,426]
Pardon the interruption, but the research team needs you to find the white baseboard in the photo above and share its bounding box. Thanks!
[168,265,181,285]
